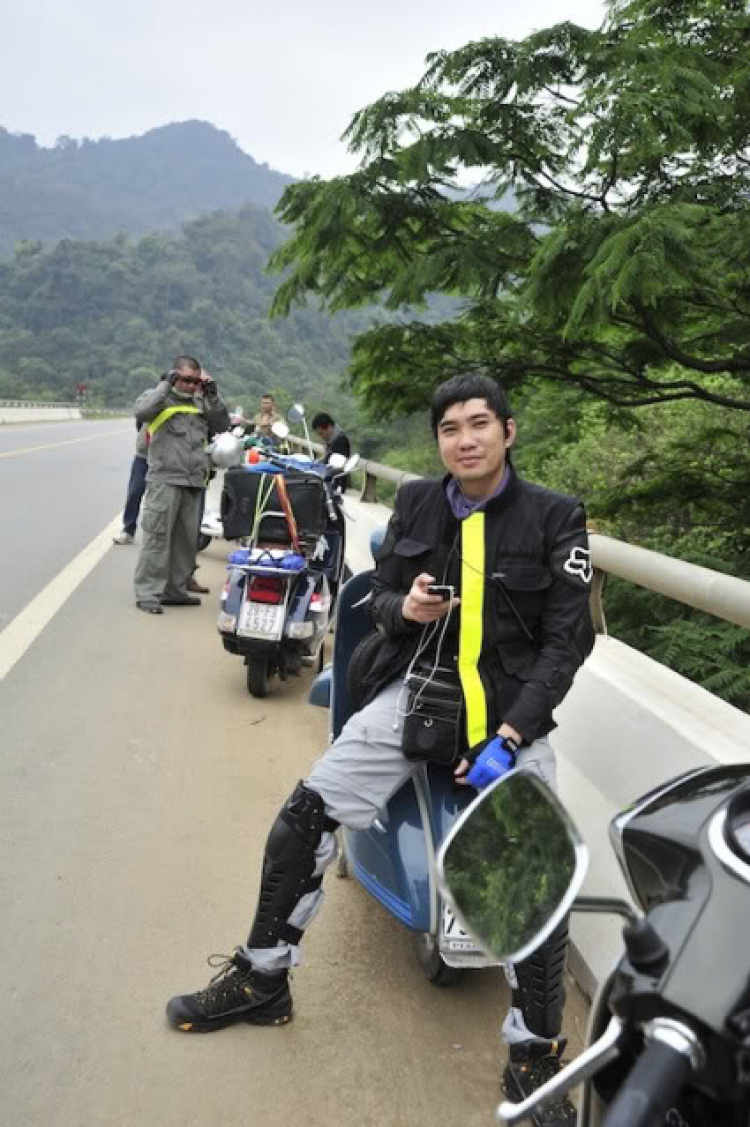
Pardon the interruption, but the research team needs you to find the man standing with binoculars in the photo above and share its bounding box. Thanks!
[132,355,229,615]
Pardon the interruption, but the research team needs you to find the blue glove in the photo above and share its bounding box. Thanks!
[465,735,519,790]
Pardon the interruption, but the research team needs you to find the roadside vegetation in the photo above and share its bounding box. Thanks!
[268,0,750,709]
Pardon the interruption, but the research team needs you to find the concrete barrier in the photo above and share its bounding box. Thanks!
[555,637,750,996]
[0,407,82,423]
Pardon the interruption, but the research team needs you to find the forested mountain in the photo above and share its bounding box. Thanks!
[0,203,369,411]
[0,121,293,255]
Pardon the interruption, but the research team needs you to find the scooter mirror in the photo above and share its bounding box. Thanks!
[287,403,305,424]
[328,452,347,471]
[271,421,290,439]
[437,772,588,964]
[343,453,360,474]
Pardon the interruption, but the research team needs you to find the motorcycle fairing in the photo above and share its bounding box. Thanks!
[607,764,750,1099]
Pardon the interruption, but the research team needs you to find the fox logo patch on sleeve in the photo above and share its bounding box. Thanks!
[563,546,593,585]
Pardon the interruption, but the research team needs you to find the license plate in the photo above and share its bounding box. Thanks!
[237,600,285,640]
[441,904,483,953]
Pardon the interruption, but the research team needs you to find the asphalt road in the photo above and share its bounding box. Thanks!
[0,419,587,1127]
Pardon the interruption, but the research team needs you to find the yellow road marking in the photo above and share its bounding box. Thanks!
[0,428,131,459]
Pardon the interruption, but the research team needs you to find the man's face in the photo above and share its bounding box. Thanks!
[436,398,515,495]
[174,368,202,395]
[314,424,333,442]
[260,397,274,415]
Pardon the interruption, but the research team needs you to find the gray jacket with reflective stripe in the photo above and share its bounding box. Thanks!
[134,380,230,487]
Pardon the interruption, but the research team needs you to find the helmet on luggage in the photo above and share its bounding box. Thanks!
[209,431,244,468]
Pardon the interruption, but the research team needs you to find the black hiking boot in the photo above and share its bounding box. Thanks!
[166,949,292,1032]
[503,1038,576,1126]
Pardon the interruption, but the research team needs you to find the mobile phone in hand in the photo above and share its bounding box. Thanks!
[427,584,454,599]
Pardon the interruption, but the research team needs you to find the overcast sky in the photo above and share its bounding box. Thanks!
[0,0,605,178]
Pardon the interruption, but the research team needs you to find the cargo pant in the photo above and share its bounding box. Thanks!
[133,480,203,605]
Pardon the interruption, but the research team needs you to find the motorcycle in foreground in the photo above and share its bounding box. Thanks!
[309,535,501,985]
[438,764,750,1126]
[216,443,359,697]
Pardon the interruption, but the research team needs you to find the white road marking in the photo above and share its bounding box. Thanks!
[0,429,131,459]
[0,513,123,681]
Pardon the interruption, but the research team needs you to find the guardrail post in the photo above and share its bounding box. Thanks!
[361,467,378,503]
[591,568,608,635]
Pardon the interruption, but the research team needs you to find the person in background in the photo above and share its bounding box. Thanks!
[312,412,351,490]
[251,394,281,440]
[132,356,229,614]
[112,423,211,595]
[112,422,148,545]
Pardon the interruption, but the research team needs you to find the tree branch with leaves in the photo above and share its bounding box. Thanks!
[269,0,750,416]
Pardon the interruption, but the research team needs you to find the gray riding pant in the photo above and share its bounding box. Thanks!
[245,678,557,1011]
[133,480,203,604]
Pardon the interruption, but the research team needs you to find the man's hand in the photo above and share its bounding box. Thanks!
[200,371,217,396]
[454,723,522,785]
[402,573,459,624]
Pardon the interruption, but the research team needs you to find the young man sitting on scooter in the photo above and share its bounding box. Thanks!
[166,372,593,1127]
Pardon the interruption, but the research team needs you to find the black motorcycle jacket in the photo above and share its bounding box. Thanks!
[363,467,594,744]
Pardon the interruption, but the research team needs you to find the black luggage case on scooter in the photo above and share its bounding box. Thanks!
[221,468,328,543]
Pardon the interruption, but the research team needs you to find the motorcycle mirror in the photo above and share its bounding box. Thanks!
[437,772,588,964]
[328,452,347,471]
[272,421,290,439]
[287,403,306,424]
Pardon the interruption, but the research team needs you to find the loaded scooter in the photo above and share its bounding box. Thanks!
[439,764,750,1126]
[215,417,359,697]
[197,419,292,551]
[309,531,501,985]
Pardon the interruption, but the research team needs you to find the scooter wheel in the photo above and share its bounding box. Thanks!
[414,932,464,987]
[197,533,212,552]
[247,658,271,698]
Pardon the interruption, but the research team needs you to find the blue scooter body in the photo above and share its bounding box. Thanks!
[311,563,499,977]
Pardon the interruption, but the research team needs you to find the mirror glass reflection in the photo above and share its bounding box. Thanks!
[441,773,581,961]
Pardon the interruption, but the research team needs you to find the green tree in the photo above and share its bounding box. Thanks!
[511,376,750,710]
[270,0,750,417]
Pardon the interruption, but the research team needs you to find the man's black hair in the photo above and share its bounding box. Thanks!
[172,354,201,372]
[430,372,512,436]
[312,412,335,430]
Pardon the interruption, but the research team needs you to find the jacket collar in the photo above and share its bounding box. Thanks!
[442,463,519,516]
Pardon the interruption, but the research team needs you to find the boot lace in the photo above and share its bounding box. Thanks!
[195,952,248,1008]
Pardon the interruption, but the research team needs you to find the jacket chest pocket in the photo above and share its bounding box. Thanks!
[394,537,434,585]
[492,564,552,635]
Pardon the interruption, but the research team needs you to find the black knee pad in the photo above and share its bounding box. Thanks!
[511,915,569,1039]
[247,782,337,949]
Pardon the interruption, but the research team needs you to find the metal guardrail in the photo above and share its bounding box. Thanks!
[0,400,126,415]
[0,399,80,408]
[6,408,749,631]
[285,434,750,635]
[589,534,750,632]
